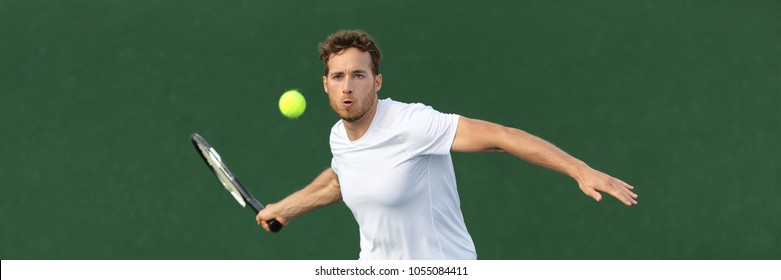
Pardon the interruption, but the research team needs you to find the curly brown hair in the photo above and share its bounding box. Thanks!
[318,30,382,76]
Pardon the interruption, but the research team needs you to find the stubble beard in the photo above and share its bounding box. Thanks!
[332,93,376,123]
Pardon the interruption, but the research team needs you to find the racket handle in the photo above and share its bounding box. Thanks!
[267,219,283,233]
[248,198,284,233]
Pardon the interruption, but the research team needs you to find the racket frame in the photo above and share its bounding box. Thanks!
[191,133,282,232]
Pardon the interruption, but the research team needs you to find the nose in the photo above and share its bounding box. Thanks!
[342,77,353,94]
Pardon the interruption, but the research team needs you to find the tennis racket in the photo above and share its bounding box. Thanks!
[191,133,283,233]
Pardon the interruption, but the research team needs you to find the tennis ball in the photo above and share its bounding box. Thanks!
[278,90,306,119]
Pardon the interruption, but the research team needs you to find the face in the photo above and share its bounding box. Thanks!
[323,47,382,123]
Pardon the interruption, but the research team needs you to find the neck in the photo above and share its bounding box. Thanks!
[343,98,379,141]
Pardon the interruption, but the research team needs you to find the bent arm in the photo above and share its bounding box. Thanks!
[256,168,342,231]
[451,116,638,206]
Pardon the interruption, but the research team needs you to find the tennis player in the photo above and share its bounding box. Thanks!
[256,30,638,260]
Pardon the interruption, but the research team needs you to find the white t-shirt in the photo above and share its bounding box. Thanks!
[330,98,476,260]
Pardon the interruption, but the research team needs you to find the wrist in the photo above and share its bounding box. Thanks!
[570,160,590,183]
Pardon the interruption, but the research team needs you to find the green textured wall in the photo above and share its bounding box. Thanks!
[2,0,779,259]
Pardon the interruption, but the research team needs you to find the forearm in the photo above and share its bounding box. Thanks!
[496,126,589,180]
[274,168,342,220]
[499,127,638,205]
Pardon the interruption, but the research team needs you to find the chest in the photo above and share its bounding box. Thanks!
[333,130,431,208]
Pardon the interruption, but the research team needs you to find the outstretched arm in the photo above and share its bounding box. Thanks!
[451,116,638,206]
[256,168,342,231]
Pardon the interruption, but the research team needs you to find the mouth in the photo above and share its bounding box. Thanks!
[342,99,354,108]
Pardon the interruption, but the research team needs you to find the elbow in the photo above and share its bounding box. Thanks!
[493,126,522,151]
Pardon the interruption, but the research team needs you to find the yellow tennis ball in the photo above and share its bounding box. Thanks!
[278,90,306,119]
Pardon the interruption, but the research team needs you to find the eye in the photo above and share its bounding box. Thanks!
[353,73,365,79]
[332,74,343,80]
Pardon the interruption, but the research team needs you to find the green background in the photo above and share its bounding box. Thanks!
[2,0,779,259]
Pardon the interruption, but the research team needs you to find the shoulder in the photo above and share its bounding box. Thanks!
[398,100,458,125]
[381,98,440,121]
[377,98,408,115]
[377,98,461,129]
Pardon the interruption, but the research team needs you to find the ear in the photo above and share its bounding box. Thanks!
[322,76,328,93]
[374,74,382,92]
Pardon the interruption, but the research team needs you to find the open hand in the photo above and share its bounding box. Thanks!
[576,166,638,206]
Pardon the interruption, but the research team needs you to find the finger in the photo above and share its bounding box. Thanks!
[256,213,267,225]
[615,178,634,190]
[620,185,639,201]
[584,188,602,202]
[619,182,637,195]
[620,196,632,206]
[628,189,638,199]
[256,213,271,232]
[615,183,638,198]
[624,194,637,205]
[622,197,635,206]
[624,190,637,206]
[608,186,635,206]
[610,182,632,197]
[259,220,270,232]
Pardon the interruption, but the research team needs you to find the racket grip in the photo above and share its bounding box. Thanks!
[267,219,283,233]
[247,198,283,233]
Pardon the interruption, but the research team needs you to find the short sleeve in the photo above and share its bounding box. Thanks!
[401,104,460,156]
[330,157,340,175]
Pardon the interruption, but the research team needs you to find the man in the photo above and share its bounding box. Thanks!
[256,30,637,260]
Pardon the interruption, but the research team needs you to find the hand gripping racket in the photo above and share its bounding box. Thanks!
[191,133,283,232]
